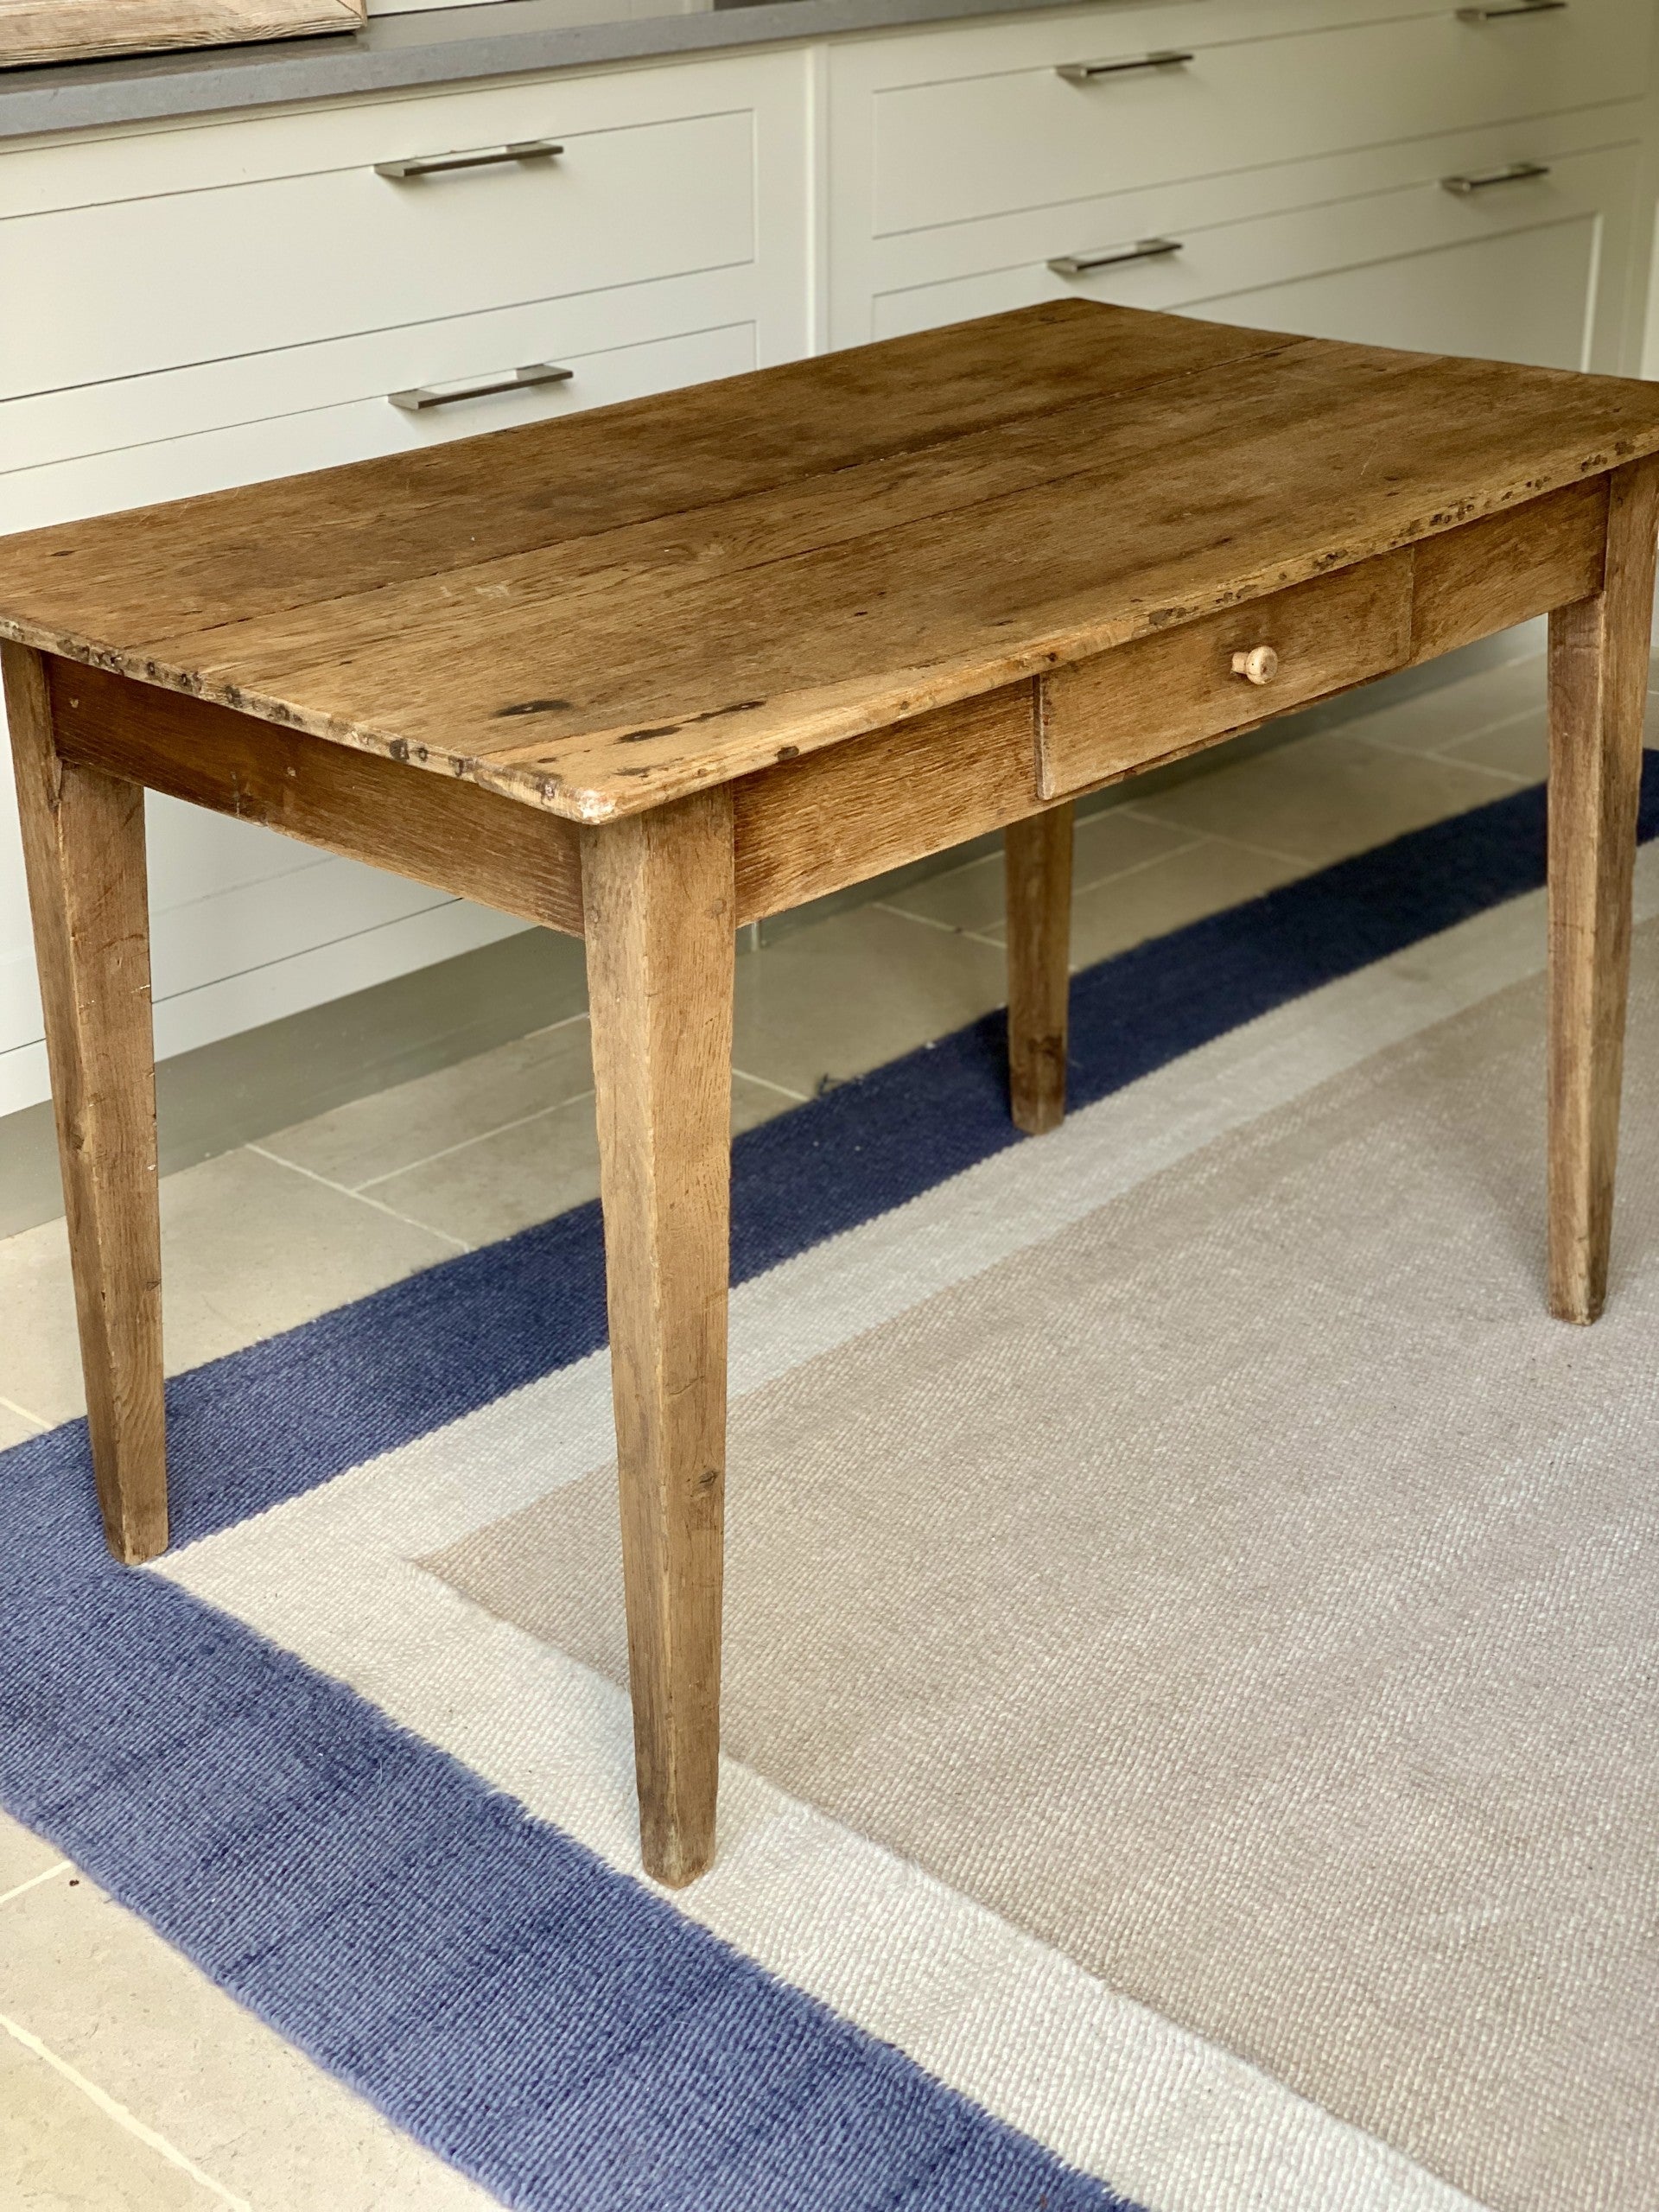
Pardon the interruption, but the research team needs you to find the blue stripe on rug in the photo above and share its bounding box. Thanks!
[1,1448,1129,2210]
[2,760,1654,2209]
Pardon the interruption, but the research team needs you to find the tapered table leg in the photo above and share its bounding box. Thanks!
[582,786,734,1885]
[1006,803,1074,1135]
[1547,456,1659,1324]
[4,645,166,1561]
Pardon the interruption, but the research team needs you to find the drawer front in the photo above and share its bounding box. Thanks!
[869,0,1649,236]
[0,263,756,478]
[0,315,756,536]
[0,106,753,401]
[1038,556,1414,799]
[868,139,1638,374]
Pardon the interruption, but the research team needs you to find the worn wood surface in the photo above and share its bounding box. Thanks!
[48,661,583,937]
[1005,805,1074,1135]
[582,790,735,1886]
[1409,478,1607,664]
[3,643,166,1564]
[5,302,1659,824]
[0,0,363,67]
[732,684,1038,922]
[1545,456,1659,1325]
[1038,553,1413,800]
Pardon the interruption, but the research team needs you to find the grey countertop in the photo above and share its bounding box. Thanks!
[0,0,1091,141]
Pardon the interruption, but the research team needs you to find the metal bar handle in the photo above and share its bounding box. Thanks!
[388,363,575,413]
[1455,1,1565,18]
[1047,237,1183,276]
[375,137,563,181]
[1056,49,1194,81]
[1440,160,1551,194]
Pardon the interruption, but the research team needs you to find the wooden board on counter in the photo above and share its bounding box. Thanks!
[0,0,364,70]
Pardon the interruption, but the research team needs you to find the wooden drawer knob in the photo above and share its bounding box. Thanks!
[1231,645,1280,685]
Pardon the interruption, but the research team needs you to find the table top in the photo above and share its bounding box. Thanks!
[5,300,1659,826]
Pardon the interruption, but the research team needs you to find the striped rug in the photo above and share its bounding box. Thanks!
[3,766,1656,2212]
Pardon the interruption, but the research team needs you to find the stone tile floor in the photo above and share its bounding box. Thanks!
[0,646,1649,2206]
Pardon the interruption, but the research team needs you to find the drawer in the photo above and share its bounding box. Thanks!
[0,314,756,536]
[869,0,1649,235]
[0,105,753,401]
[868,139,1638,373]
[1038,556,1414,799]
[0,263,756,478]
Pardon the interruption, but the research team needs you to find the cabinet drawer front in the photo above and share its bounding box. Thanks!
[869,141,1635,376]
[872,0,1647,235]
[0,264,757,478]
[0,107,754,400]
[0,318,756,536]
[1039,556,1413,799]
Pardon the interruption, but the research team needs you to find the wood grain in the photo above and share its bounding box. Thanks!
[1038,553,1413,799]
[1409,479,1608,663]
[5,303,1659,823]
[0,0,363,67]
[582,789,735,1886]
[1545,455,1659,1325]
[48,660,583,937]
[0,304,1281,648]
[3,643,166,1564]
[732,683,1038,923]
[1005,805,1074,1135]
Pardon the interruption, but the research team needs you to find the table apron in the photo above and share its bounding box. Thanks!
[1034,479,1608,804]
[35,477,1609,938]
[42,658,586,937]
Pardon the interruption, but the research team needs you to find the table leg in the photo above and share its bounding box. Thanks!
[581,787,734,1885]
[1546,455,1659,1325]
[3,645,166,1560]
[1005,803,1074,1135]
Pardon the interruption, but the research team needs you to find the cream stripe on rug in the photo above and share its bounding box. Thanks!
[162,864,1659,2212]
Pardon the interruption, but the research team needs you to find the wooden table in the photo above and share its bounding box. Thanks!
[4,301,1658,1884]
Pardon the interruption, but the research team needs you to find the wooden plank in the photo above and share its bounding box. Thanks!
[1005,805,1073,1135]
[47,660,583,937]
[1410,479,1608,662]
[732,684,1039,924]
[0,303,1289,648]
[5,305,1659,823]
[1545,455,1659,1325]
[0,0,362,67]
[1037,553,1413,800]
[2,643,167,1565]
[582,789,735,1886]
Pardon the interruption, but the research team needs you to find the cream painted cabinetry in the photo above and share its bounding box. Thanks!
[827,0,1655,372]
[0,49,812,1114]
[0,0,1656,1117]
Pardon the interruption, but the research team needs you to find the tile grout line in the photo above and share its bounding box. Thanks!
[251,1009,601,1192]
[870,901,986,942]
[245,1145,473,1255]
[0,1392,48,1435]
[870,830,1219,943]
[1352,708,1546,764]
[0,2012,253,2211]
[1067,830,1222,903]
[345,1092,601,1192]
[0,1861,72,1910]
[732,1066,812,1104]
[1191,831,1319,869]
[1426,759,1530,785]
